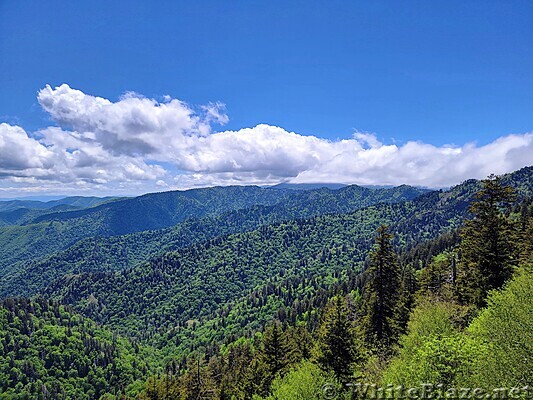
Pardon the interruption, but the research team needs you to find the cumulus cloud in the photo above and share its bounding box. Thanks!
[0,124,54,170]
[0,84,531,196]
[37,84,219,158]
[292,134,533,187]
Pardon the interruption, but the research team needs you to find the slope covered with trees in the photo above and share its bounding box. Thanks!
[0,297,158,399]
[0,186,295,272]
[133,174,532,400]
[43,170,533,359]
[0,196,122,227]
[0,196,120,213]
[0,184,426,297]
[0,168,530,399]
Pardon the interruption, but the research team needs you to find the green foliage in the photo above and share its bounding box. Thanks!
[135,324,331,400]
[395,263,418,334]
[317,296,358,382]
[382,300,477,387]
[383,265,533,391]
[265,361,335,400]
[517,199,533,265]
[0,297,158,399]
[456,174,519,307]
[261,323,291,381]
[464,266,533,388]
[417,251,457,301]
[359,225,401,351]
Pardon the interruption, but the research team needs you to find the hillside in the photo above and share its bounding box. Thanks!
[41,168,532,357]
[0,196,122,227]
[41,185,475,345]
[0,186,295,272]
[0,184,426,297]
[0,204,78,227]
[0,196,120,213]
[0,297,158,399]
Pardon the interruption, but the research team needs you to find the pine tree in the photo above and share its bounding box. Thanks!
[261,322,289,378]
[456,174,518,307]
[317,295,357,382]
[418,251,456,301]
[143,376,159,400]
[517,199,533,265]
[287,324,313,364]
[359,225,401,352]
[243,356,269,398]
[396,263,418,334]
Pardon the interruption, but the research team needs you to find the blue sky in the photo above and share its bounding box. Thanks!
[0,1,531,196]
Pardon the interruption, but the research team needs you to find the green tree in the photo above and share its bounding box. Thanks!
[396,263,418,334]
[418,251,456,301]
[266,361,336,400]
[287,325,313,364]
[261,322,290,379]
[382,300,478,388]
[359,225,401,351]
[245,322,291,397]
[456,174,518,307]
[517,200,533,265]
[464,266,533,388]
[317,295,357,382]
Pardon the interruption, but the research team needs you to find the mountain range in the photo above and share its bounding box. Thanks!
[0,166,531,399]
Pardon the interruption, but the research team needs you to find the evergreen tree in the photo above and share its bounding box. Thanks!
[142,376,159,400]
[396,263,418,334]
[456,174,518,307]
[418,251,456,301]
[317,295,357,382]
[246,321,291,396]
[359,225,401,352]
[261,322,290,379]
[176,358,219,400]
[517,199,533,265]
[244,355,270,398]
[287,325,313,364]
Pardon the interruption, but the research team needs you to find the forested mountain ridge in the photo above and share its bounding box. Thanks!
[0,168,530,399]
[268,182,348,190]
[0,184,426,298]
[0,186,295,274]
[0,204,79,227]
[41,168,532,359]
[0,196,122,227]
[0,196,120,213]
[29,184,426,230]
[29,186,292,230]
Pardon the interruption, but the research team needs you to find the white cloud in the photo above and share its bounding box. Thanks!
[0,123,54,170]
[0,84,531,196]
[202,102,229,125]
[291,134,533,187]
[37,84,215,159]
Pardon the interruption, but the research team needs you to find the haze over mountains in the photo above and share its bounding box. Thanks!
[0,167,530,299]
[0,166,531,399]
[0,183,426,296]
[2,2,531,396]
